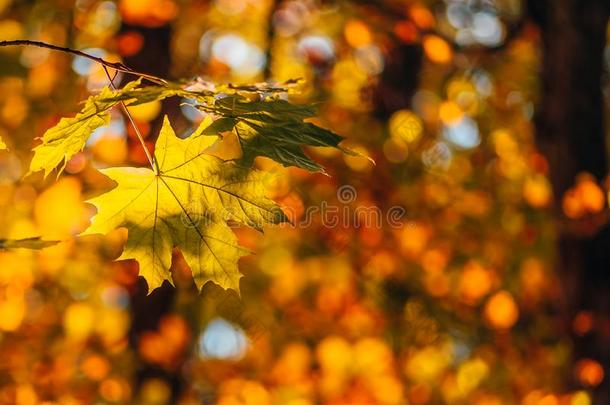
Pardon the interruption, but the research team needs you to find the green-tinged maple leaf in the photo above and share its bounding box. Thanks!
[0,237,59,250]
[201,96,349,172]
[82,116,288,293]
[28,77,350,177]
[98,81,214,106]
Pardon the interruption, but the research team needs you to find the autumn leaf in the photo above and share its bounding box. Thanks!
[28,85,122,178]
[28,78,349,177]
[99,80,214,106]
[82,116,288,293]
[200,95,350,172]
[0,237,59,250]
[27,80,193,178]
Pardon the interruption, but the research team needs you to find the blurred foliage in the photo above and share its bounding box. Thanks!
[0,0,609,404]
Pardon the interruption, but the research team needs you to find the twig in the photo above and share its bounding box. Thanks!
[0,39,167,85]
[102,66,158,173]
[0,39,162,172]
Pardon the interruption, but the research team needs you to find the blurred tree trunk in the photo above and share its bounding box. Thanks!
[118,23,184,400]
[372,42,422,119]
[528,0,610,402]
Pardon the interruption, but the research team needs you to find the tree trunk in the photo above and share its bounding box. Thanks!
[529,0,610,402]
[119,23,184,400]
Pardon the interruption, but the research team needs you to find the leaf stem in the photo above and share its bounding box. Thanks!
[0,39,163,173]
[102,66,158,174]
[0,39,167,85]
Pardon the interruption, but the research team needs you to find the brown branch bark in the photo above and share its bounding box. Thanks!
[0,39,167,85]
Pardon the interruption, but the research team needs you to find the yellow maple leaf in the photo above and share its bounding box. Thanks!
[29,86,116,178]
[28,80,147,178]
[82,116,288,293]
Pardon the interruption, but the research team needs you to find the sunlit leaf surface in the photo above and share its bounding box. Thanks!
[83,117,287,292]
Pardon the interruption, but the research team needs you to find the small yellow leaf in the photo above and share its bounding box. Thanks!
[29,87,116,178]
[0,237,59,250]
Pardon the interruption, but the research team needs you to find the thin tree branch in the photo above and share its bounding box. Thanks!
[0,39,161,172]
[0,39,167,85]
